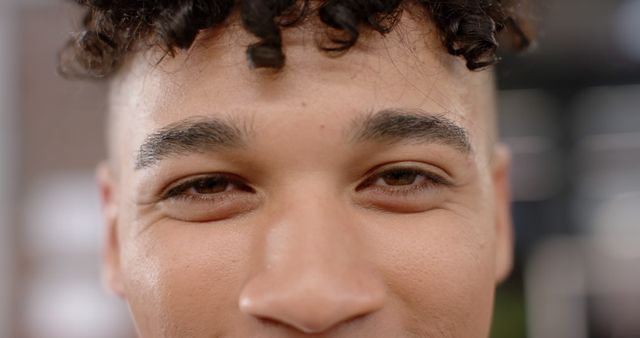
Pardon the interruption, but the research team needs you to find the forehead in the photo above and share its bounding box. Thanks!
[108,11,495,164]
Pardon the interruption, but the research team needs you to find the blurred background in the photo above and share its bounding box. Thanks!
[0,0,639,337]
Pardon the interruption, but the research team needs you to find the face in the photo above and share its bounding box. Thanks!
[98,10,513,338]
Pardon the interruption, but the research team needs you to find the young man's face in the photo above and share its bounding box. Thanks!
[99,11,513,338]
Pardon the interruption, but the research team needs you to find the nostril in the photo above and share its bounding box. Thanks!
[238,216,387,334]
[239,289,384,334]
[252,312,366,334]
[252,314,372,335]
[254,315,306,333]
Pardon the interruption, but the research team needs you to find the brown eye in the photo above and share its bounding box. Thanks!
[163,174,253,200]
[191,176,233,194]
[355,166,453,213]
[379,170,422,186]
[159,174,259,222]
[356,166,453,193]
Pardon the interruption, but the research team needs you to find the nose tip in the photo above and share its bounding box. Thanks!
[240,192,386,333]
[238,273,385,333]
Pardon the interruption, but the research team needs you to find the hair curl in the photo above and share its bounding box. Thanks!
[59,0,531,78]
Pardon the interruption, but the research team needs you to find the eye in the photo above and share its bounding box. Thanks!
[376,169,426,187]
[355,165,453,212]
[163,174,254,200]
[158,174,258,222]
[358,167,451,192]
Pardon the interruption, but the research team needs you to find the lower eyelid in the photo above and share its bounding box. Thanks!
[169,189,245,201]
[159,190,263,221]
[161,175,245,199]
[374,181,440,193]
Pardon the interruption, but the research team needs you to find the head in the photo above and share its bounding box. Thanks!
[63,0,529,336]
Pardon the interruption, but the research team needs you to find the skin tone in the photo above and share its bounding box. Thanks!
[98,7,513,338]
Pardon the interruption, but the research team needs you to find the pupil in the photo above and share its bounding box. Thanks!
[382,171,418,186]
[194,178,229,194]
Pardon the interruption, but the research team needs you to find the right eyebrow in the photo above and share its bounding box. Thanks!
[350,109,472,154]
[134,117,249,170]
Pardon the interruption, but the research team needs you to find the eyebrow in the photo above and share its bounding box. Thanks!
[135,117,248,170]
[135,109,471,170]
[350,109,472,153]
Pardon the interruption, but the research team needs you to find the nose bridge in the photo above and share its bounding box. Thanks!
[269,187,356,269]
[258,182,366,294]
[238,183,386,333]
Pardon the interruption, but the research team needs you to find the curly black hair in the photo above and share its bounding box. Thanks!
[59,0,531,78]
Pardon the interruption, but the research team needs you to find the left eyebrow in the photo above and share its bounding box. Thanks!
[134,116,249,170]
[350,109,472,154]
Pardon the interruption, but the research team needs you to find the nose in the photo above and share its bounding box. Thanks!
[238,195,386,334]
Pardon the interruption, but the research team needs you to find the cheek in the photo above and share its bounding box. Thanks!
[120,220,249,337]
[366,210,497,336]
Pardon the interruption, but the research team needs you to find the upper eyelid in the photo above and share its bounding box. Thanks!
[162,174,239,199]
[359,159,452,177]
[356,167,453,191]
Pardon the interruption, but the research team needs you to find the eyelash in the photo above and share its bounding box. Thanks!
[357,167,453,196]
[161,174,253,202]
[160,167,451,201]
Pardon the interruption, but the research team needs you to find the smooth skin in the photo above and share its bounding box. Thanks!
[98,8,513,338]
